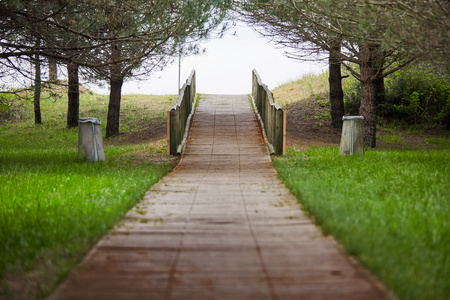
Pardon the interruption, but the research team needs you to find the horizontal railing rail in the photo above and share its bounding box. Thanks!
[167,70,196,155]
[252,69,286,155]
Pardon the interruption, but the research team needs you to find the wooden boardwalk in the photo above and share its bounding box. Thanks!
[48,94,392,299]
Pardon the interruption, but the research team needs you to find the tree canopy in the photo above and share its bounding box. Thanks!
[239,0,449,147]
[1,0,232,135]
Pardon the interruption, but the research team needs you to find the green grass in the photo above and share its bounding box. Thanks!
[273,147,450,300]
[0,89,177,299]
[424,137,450,148]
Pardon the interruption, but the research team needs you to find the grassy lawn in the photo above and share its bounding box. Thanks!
[273,147,450,300]
[0,89,177,299]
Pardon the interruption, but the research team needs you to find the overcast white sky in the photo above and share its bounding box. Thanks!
[88,22,327,95]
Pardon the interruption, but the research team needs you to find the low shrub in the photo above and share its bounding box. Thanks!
[343,64,450,127]
[382,65,450,126]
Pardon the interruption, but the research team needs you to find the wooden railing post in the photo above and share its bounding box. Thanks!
[251,69,286,155]
[167,70,196,155]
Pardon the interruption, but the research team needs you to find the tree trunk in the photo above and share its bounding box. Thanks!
[359,71,377,148]
[67,62,79,128]
[48,57,57,82]
[328,42,345,129]
[374,76,385,105]
[106,75,124,138]
[359,44,383,148]
[34,42,42,125]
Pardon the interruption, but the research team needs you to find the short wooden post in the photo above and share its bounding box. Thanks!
[167,111,171,155]
[282,109,286,155]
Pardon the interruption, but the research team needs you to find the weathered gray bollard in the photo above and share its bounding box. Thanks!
[339,116,365,156]
[78,117,105,162]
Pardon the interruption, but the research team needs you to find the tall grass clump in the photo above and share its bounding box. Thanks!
[273,148,450,300]
[272,71,329,106]
[0,89,177,299]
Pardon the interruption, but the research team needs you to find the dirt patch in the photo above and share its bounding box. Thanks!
[285,93,341,150]
[108,116,167,145]
[105,115,183,164]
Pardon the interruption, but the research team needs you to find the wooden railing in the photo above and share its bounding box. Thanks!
[252,69,286,155]
[167,70,196,155]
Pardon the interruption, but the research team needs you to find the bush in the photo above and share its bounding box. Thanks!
[343,64,450,127]
[382,66,450,125]
[0,92,32,123]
